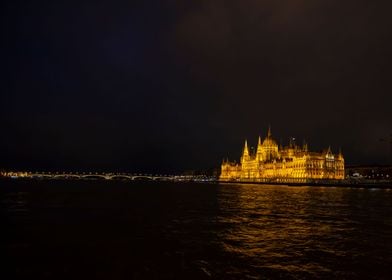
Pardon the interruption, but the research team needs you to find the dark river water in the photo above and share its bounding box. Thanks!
[2,180,392,279]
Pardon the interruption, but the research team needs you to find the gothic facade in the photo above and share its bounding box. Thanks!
[220,128,345,182]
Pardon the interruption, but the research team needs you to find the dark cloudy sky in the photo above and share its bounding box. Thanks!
[1,1,392,172]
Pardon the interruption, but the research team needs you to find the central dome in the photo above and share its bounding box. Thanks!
[262,137,278,147]
[262,126,278,147]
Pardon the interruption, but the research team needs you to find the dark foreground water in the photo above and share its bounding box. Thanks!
[1,180,392,279]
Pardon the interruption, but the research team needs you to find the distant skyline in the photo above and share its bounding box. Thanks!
[2,1,392,172]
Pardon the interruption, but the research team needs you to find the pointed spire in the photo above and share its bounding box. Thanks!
[303,139,308,152]
[242,139,250,162]
[338,147,343,159]
[243,140,249,156]
[256,136,262,154]
[256,136,263,161]
[267,125,272,138]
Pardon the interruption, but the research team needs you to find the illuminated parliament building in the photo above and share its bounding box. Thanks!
[220,128,345,182]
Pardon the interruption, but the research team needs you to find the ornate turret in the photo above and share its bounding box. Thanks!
[256,136,263,161]
[325,146,334,160]
[302,140,308,153]
[337,148,344,160]
[241,140,250,162]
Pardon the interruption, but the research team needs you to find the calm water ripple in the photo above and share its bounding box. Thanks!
[1,180,392,279]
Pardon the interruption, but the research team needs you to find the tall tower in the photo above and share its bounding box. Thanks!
[256,136,263,161]
[267,125,272,138]
[241,140,250,163]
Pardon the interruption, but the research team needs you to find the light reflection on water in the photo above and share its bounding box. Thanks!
[2,181,392,279]
[216,184,392,278]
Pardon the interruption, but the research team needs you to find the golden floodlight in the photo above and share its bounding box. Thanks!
[220,127,344,183]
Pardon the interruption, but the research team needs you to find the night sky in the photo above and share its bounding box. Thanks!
[2,1,392,173]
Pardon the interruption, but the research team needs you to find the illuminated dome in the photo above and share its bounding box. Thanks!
[262,126,278,147]
[262,137,278,147]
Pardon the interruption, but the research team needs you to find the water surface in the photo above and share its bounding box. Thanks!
[2,180,392,279]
